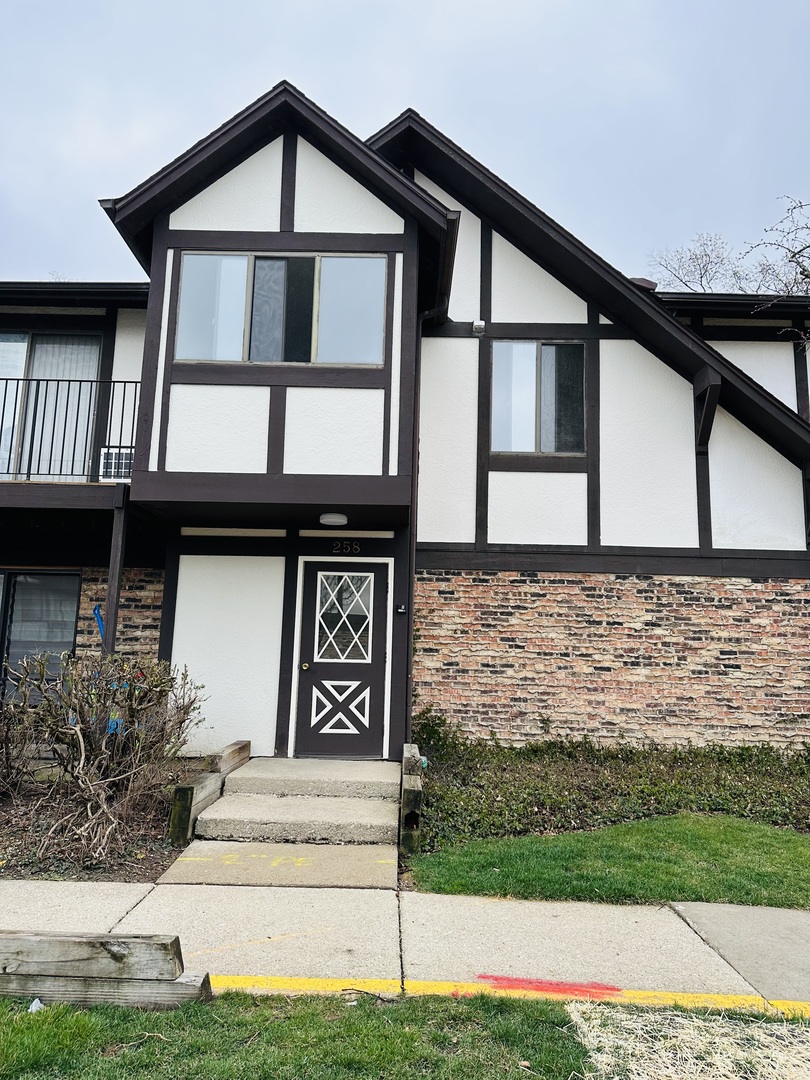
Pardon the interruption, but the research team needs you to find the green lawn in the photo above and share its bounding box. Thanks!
[0,992,586,1080]
[411,812,810,907]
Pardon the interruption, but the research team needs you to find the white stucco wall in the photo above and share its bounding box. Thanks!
[417,338,478,543]
[168,139,283,231]
[488,472,588,545]
[283,387,384,475]
[491,232,588,323]
[111,309,146,382]
[600,339,699,547]
[149,250,174,471]
[173,555,285,756]
[164,384,271,473]
[709,408,806,549]
[712,340,798,411]
[415,172,481,322]
[294,138,404,234]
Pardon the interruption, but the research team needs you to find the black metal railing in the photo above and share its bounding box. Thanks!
[0,379,140,482]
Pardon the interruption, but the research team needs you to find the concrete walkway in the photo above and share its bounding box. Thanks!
[1,881,809,1013]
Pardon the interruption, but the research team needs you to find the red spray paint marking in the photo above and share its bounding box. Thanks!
[476,974,621,1000]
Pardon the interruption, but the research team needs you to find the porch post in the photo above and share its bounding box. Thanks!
[102,482,128,654]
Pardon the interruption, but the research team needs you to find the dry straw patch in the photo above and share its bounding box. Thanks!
[567,1001,810,1080]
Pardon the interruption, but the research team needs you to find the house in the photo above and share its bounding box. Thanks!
[2,81,809,759]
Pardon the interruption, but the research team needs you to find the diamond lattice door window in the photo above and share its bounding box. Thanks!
[294,562,389,758]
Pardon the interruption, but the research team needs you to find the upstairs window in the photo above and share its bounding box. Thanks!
[174,253,387,366]
[491,341,585,454]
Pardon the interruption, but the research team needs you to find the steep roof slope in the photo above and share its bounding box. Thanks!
[369,110,810,465]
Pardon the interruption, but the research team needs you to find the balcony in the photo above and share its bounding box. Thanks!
[0,379,140,482]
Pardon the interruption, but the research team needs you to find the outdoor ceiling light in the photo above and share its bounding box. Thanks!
[319,512,348,527]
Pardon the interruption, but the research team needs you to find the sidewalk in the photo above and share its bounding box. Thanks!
[2,879,809,1015]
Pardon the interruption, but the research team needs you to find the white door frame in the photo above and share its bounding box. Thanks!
[287,555,394,759]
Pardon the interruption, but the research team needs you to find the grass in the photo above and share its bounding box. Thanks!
[0,992,587,1080]
[411,812,810,906]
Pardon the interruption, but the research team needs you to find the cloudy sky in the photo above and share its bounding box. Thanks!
[2,0,808,283]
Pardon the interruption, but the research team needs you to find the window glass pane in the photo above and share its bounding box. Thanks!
[539,345,557,452]
[554,344,585,453]
[0,334,28,379]
[491,341,537,451]
[6,574,80,674]
[284,258,316,363]
[316,573,373,662]
[23,336,101,479]
[175,254,248,362]
[315,257,386,366]
[249,259,286,363]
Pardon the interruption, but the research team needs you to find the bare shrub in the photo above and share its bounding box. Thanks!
[4,652,204,862]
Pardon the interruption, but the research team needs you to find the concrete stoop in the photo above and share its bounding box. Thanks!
[190,759,401,887]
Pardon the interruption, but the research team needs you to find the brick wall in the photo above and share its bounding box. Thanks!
[76,568,164,659]
[413,569,810,746]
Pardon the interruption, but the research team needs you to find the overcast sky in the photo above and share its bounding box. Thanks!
[2,0,808,284]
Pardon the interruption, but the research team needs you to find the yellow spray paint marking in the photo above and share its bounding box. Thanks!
[208,974,810,1017]
[211,975,401,996]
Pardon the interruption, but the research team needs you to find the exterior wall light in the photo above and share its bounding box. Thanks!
[319,512,348,526]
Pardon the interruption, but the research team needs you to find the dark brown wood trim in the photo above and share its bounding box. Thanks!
[279,132,297,232]
[273,553,299,755]
[0,315,109,334]
[135,218,170,471]
[794,335,809,422]
[585,336,600,549]
[267,385,287,472]
[423,321,624,340]
[102,485,128,653]
[415,546,810,578]
[0,484,123,509]
[165,231,405,253]
[131,470,412,506]
[390,526,410,759]
[475,225,493,548]
[169,362,387,388]
[87,309,119,483]
[157,528,180,662]
[488,453,588,473]
[381,253,396,475]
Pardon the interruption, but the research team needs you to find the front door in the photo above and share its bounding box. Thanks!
[293,561,389,758]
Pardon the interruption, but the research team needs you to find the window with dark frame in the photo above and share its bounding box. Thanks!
[491,341,585,455]
[0,572,82,683]
[174,252,388,366]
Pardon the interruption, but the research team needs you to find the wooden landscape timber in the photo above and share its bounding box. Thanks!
[0,931,211,1009]
[169,739,250,846]
[400,742,423,856]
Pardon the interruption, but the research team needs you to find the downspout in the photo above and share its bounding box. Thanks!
[405,294,449,741]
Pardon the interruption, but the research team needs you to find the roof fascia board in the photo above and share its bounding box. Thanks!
[370,113,810,465]
[0,282,150,307]
[105,84,450,245]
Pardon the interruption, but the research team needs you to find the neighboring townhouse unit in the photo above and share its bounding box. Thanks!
[2,81,809,759]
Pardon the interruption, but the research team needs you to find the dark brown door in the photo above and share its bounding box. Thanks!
[294,561,388,758]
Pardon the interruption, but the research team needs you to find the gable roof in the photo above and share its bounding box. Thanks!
[101,82,457,313]
[369,110,810,466]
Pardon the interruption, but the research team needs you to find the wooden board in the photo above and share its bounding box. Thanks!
[402,743,422,775]
[0,932,183,981]
[400,772,423,856]
[215,740,251,777]
[0,971,212,1009]
[169,772,222,846]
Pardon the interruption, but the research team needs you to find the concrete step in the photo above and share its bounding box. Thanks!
[224,757,401,800]
[158,840,398,889]
[195,793,399,845]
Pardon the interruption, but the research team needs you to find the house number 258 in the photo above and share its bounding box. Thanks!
[332,540,361,554]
